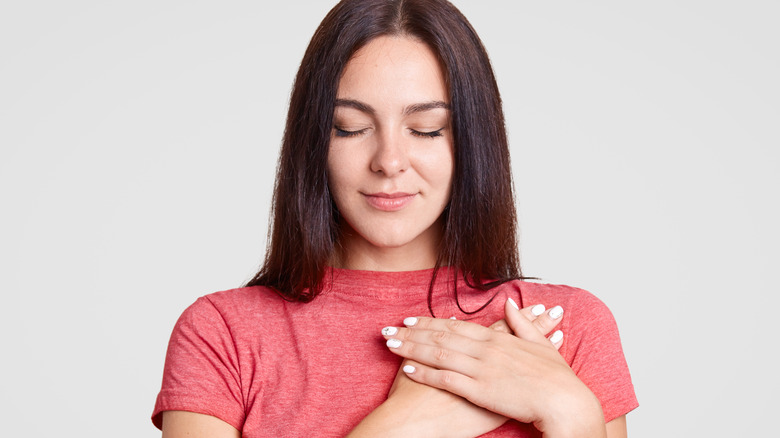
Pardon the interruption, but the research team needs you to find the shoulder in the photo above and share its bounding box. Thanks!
[507,280,622,353]
[508,280,612,320]
[183,285,286,316]
[153,287,282,431]
[172,285,290,337]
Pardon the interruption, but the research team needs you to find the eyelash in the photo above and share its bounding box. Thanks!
[334,127,366,138]
[333,127,444,138]
[411,129,444,138]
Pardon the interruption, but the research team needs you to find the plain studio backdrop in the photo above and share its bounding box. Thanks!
[1,1,777,436]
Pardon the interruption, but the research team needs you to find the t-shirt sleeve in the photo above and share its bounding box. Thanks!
[562,289,639,423]
[151,296,245,431]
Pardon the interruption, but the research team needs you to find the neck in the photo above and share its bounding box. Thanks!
[332,223,442,271]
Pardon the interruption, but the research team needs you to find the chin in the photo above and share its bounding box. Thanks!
[364,229,422,249]
[359,218,441,249]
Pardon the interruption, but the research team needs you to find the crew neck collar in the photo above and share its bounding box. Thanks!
[321,266,459,299]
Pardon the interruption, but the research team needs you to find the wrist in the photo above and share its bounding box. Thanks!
[538,390,606,438]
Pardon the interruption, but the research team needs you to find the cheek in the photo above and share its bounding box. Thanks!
[327,146,359,200]
[418,145,454,192]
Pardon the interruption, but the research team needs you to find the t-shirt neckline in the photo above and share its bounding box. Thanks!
[323,266,458,299]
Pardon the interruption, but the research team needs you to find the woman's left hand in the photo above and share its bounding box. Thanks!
[382,299,606,437]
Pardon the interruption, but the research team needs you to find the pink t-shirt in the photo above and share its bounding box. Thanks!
[152,268,638,436]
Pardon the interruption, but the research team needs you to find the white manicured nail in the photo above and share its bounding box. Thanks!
[381,327,398,336]
[549,306,564,320]
[403,317,418,327]
[531,304,546,316]
[507,298,519,310]
[450,316,457,320]
[550,330,564,344]
[386,339,402,348]
[403,364,416,374]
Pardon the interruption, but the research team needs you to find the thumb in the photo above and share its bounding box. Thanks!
[504,298,547,342]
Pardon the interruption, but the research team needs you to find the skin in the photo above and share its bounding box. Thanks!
[161,35,629,437]
[162,411,239,438]
[370,304,605,437]
[327,35,454,271]
[354,302,566,438]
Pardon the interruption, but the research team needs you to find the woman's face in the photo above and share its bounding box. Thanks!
[328,36,454,271]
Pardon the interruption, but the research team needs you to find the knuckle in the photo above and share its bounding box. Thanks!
[438,371,454,388]
[446,318,463,331]
[491,321,510,333]
[433,347,449,363]
[432,330,449,344]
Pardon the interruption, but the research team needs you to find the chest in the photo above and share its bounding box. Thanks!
[234,298,542,437]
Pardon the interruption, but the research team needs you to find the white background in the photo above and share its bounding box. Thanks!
[1,1,777,436]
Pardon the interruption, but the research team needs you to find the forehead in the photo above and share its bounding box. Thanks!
[336,36,448,105]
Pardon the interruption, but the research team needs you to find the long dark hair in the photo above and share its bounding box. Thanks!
[246,0,522,312]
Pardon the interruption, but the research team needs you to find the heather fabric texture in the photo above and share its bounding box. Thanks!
[152,268,638,437]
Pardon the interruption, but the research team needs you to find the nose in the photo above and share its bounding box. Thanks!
[370,130,409,177]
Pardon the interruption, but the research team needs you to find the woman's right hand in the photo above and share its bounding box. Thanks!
[347,302,564,438]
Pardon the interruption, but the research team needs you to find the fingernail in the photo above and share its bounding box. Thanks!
[450,316,457,320]
[531,304,546,316]
[507,298,519,310]
[403,364,416,374]
[549,306,564,320]
[381,327,398,336]
[403,317,418,327]
[550,330,563,344]
[386,339,402,348]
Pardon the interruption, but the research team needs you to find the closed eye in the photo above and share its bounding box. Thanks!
[411,128,444,138]
[334,127,368,138]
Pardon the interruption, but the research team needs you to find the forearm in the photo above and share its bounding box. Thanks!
[349,390,606,438]
[348,359,511,438]
[347,384,505,438]
[537,390,606,438]
[346,397,432,438]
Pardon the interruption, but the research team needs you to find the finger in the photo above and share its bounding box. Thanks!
[385,336,481,376]
[549,330,564,350]
[399,359,477,397]
[382,326,484,357]
[514,300,547,323]
[489,318,512,334]
[504,299,553,344]
[505,299,565,340]
[529,305,564,337]
[402,316,492,341]
[490,302,546,334]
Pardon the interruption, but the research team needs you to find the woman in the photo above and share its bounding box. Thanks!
[152,0,637,436]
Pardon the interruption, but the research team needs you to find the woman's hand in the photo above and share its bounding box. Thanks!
[382,299,606,438]
[348,302,564,437]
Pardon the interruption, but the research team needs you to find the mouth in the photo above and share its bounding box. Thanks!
[363,192,417,212]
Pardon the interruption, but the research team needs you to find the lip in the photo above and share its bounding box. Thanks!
[363,192,417,212]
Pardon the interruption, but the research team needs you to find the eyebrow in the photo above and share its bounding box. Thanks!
[334,99,451,116]
[404,101,451,115]
[334,99,375,115]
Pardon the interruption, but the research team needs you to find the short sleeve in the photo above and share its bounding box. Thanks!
[151,296,245,430]
[562,290,639,423]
